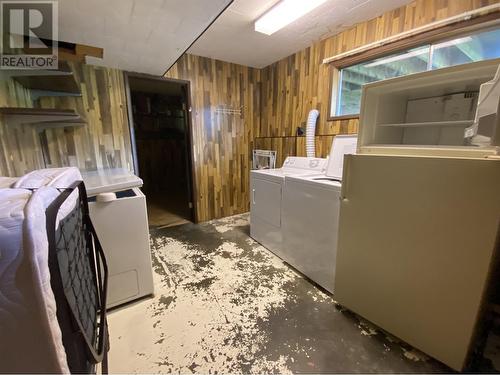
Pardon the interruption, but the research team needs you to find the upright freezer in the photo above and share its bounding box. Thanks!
[334,59,500,371]
[335,154,500,371]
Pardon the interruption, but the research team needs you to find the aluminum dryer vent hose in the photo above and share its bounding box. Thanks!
[306,109,319,157]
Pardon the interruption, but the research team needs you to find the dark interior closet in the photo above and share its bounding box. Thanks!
[127,75,194,227]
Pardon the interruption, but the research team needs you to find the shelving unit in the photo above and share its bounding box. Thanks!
[11,61,80,95]
[0,107,82,127]
[132,92,187,138]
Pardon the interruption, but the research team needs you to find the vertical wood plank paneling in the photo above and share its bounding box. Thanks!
[0,74,43,176]
[296,136,334,158]
[1,0,494,223]
[38,62,132,172]
[165,55,261,222]
[255,0,494,161]
[0,61,132,176]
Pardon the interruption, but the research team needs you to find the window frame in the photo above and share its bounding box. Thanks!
[328,21,500,121]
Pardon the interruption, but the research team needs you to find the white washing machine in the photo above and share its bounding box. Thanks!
[282,135,357,293]
[250,157,326,259]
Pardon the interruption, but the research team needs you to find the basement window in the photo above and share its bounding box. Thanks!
[333,27,500,117]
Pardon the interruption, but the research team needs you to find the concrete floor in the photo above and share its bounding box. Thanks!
[108,214,500,373]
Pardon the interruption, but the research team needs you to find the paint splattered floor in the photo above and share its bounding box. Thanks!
[108,214,500,373]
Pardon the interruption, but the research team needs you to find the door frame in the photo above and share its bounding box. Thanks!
[124,71,198,223]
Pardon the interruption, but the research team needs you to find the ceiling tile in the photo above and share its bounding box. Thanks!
[56,0,232,74]
[188,0,414,68]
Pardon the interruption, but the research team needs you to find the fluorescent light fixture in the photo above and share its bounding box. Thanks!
[255,0,327,36]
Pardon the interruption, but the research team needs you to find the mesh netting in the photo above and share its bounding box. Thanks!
[55,196,99,348]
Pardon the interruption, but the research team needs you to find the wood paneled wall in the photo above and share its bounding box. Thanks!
[38,63,132,171]
[0,62,132,177]
[1,0,494,222]
[256,0,497,163]
[0,75,42,176]
[165,55,260,222]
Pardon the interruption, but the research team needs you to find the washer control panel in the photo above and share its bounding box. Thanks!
[282,157,326,172]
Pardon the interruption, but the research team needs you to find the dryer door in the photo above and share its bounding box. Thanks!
[251,177,281,227]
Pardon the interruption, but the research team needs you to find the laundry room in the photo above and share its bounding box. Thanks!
[0,0,499,374]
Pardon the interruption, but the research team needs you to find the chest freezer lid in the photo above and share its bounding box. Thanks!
[325,135,358,180]
[81,168,143,196]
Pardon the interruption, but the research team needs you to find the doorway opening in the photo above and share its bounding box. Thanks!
[126,73,196,227]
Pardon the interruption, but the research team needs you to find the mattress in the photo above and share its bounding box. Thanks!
[0,188,69,372]
[0,167,84,373]
[13,167,82,189]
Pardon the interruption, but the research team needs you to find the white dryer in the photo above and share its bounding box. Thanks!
[282,135,357,293]
[250,157,326,259]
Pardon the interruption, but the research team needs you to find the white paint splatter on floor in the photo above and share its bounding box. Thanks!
[403,348,430,362]
[106,213,496,374]
[212,215,251,234]
[108,216,303,373]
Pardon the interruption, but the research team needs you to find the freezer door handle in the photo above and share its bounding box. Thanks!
[340,155,352,201]
[252,188,256,205]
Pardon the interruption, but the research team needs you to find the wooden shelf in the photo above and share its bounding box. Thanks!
[37,118,86,129]
[4,61,72,78]
[11,62,80,94]
[0,107,81,126]
[379,120,474,128]
[14,75,80,94]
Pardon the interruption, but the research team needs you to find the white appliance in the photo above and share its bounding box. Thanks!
[335,59,500,371]
[250,156,326,258]
[357,58,500,158]
[282,135,357,293]
[82,168,154,309]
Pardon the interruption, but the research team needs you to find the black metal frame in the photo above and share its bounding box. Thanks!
[45,180,109,374]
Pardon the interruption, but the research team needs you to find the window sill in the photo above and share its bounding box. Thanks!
[327,114,360,121]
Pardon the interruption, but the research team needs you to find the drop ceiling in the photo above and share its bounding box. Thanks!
[56,0,232,75]
[188,0,414,68]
